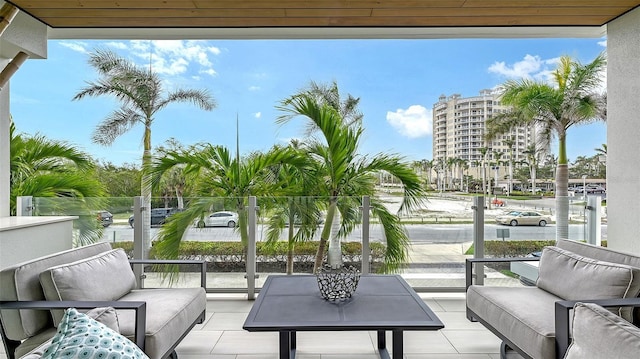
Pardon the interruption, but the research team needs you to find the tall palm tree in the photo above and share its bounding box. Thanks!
[478,147,489,204]
[421,159,435,189]
[72,49,216,254]
[503,137,515,195]
[277,93,425,273]
[491,151,504,193]
[10,121,106,245]
[446,157,457,190]
[302,80,363,129]
[486,53,606,240]
[522,144,543,193]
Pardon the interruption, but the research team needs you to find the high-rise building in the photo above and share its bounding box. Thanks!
[432,89,537,185]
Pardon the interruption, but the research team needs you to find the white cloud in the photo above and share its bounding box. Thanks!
[126,40,221,78]
[59,41,89,54]
[105,42,128,50]
[254,112,262,119]
[386,105,432,138]
[249,86,261,91]
[598,39,607,47]
[488,54,559,81]
[200,69,217,77]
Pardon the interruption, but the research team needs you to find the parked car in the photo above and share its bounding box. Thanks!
[128,208,184,228]
[495,211,551,227]
[95,210,113,227]
[196,211,239,228]
[573,185,606,194]
[585,184,606,193]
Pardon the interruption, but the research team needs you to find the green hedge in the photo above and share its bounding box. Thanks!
[466,240,609,258]
[111,241,387,273]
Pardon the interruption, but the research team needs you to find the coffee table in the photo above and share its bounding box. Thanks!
[243,274,444,359]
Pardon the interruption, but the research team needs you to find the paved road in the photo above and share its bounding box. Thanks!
[102,222,605,244]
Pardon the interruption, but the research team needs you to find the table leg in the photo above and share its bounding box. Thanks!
[377,331,390,359]
[279,331,296,359]
[392,330,403,359]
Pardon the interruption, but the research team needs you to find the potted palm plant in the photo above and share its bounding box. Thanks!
[277,85,425,300]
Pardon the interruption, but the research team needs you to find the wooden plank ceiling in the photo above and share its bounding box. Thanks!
[6,0,640,29]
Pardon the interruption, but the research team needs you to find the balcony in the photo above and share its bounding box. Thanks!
[0,194,610,358]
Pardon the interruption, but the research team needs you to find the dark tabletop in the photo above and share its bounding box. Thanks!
[243,274,444,332]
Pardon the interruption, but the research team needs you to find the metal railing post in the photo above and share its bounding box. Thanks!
[16,196,33,216]
[361,196,371,274]
[247,196,257,300]
[133,196,145,288]
[473,196,485,286]
[585,195,602,246]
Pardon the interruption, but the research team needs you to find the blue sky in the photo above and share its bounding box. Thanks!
[10,38,607,166]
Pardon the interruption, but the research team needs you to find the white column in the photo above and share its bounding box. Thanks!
[0,10,47,216]
[607,7,640,254]
[0,75,9,217]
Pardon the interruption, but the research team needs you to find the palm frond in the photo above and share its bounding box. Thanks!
[92,107,143,145]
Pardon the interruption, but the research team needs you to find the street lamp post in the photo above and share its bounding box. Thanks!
[582,174,587,201]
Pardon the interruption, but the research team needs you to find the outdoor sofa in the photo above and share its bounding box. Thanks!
[0,242,207,359]
[466,238,640,359]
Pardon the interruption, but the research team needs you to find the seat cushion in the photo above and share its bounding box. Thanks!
[537,246,640,321]
[565,302,640,359]
[39,248,137,325]
[0,243,113,341]
[467,285,560,359]
[116,288,206,359]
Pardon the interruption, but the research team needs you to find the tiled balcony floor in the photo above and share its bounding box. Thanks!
[175,293,503,359]
[0,293,502,359]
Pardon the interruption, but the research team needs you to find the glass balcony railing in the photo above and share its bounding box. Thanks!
[24,192,605,294]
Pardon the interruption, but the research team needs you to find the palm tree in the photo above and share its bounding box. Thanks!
[155,139,189,209]
[263,159,323,274]
[503,137,515,195]
[277,93,425,273]
[478,147,489,204]
[522,144,543,193]
[491,151,504,194]
[445,157,457,190]
[10,121,106,244]
[301,80,363,129]
[148,143,306,259]
[421,159,435,189]
[72,49,216,254]
[486,53,606,240]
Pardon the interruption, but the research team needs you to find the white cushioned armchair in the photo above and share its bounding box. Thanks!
[0,242,207,359]
[466,239,640,359]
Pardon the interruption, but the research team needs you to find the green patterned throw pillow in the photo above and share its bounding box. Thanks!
[42,308,148,359]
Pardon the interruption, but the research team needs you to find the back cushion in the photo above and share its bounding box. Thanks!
[0,242,112,341]
[565,302,640,359]
[537,246,640,321]
[40,248,137,325]
[557,239,640,270]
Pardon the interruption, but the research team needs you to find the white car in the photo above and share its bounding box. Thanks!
[495,211,552,227]
[197,211,239,228]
